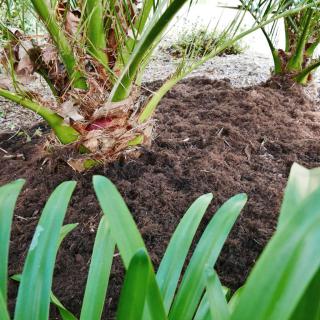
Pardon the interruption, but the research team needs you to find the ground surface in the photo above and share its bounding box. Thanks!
[1,77,320,318]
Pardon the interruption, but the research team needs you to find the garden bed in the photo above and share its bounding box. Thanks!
[1,77,320,318]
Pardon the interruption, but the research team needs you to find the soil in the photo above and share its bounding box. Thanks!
[1,77,320,319]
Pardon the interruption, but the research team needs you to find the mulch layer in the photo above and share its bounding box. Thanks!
[1,77,320,319]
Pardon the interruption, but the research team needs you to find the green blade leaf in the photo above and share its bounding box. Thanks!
[228,287,244,314]
[110,0,190,102]
[80,216,115,320]
[93,175,166,320]
[156,193,213,313]
[12,274,77,320]
[193,294,211,320]
[0,291,9,320]
[14,181,76,320]
[0,179,24,303]
[93,175,145,269]
[117,249,150,320]
[169,193,247,320]
[194,284,231,320]
[289,270,320,320]
[50,293,77,320]
[231,187,320,320]
[58,223,78,248]
[279,163,320,229]
[0,89,80,144]
[205,268,230,320]
[143,260,168,320]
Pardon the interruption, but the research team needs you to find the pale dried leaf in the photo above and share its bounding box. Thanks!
[65,12,80,34]
[42,44,58,64]
[16,42,34,76]
[83,130,116,153]
[93,96,133,119]
[61,100,84,121]
[0,76,12,90]
[67,159,86,172]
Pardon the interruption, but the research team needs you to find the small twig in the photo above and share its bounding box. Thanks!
[0,147,8,153]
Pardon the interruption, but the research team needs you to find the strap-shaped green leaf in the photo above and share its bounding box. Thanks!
[169,193,247,320]
[0,179,25,303]
[93,176,166,320]
[12,274,77,320]
[194,286,231,320]
[205,268,230,320]
[14,181,76,320]
[80,216,115,320]
[157,193,213,313]
[118,248,167,320]
[193,294,211,320]
[50,293,77,320]
[279,163,320,229]
[93,175,145,269]
[58,223,78,248]
[289,269,320,320]
[117,249,150,320]
[0,291,9,320]
[228,287,244,314]
[231,187,320,320]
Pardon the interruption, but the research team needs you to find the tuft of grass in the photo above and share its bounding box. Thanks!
[164,26,245,59]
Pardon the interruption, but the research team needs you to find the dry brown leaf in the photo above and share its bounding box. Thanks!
[16,41,34,76]
[61,100,84,121]
[0,76,12,90]
[42,44,58,65]
[93,96,133,119]
[65,11,80,35]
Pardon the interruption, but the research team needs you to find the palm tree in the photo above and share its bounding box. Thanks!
[0,0,316,170]
[236,0,320,84]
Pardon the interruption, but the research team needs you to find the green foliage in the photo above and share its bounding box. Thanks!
[164,26,244,59]
[236,0,320,83]
[1,162,320,319]
[0,0,316,161]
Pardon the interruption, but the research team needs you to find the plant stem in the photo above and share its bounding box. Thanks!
[0,89,80,144]
[295,59,320,84]
[85,0,109,67]
[287,8,313,72]
[30,0,88,89]
[110,0,189,102]
[138,77,179,123]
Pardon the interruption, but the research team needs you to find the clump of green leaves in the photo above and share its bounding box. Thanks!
[164,26,245,59]
[235,0,320,84]
[1,162,320,319]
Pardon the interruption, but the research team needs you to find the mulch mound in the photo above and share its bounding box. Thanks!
[1,77,320,319]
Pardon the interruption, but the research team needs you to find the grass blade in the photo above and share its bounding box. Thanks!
[93,175,145,269]
[143,260,168,320]
[228,287,244,314]
[289,270,320,320]
[156,193,213,312]
[279,163,320,229]
[14,181,76,320]
[58,223,78,248]
[12,274,77,320]
[193,294,211,320]
[0,179,24,303]
[194,286,232,320]
[231,187,320,320]
[205,268,230,320]
[117,249,150,320]
[93,175,166,320]
[50,293,77,320]
[0,291,9,320]
[80,216,115,320]
[169,194,247,320]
